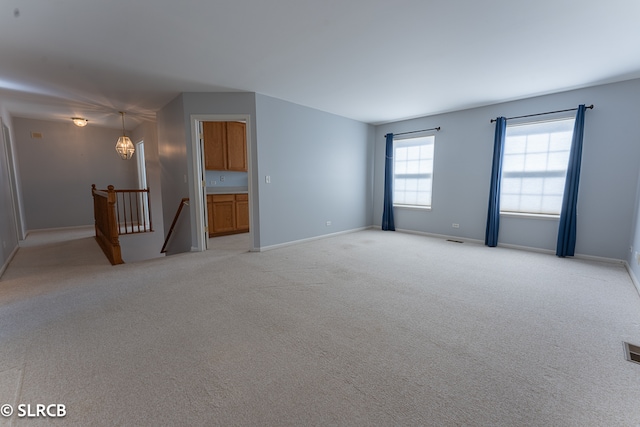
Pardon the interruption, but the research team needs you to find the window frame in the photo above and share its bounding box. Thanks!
[392,133,436,210]
[499,116,576,217]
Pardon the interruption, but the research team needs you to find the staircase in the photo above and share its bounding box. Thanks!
[91,184,153,265]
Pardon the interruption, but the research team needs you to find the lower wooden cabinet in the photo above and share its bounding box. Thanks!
[207,193,249,237]
[235,194,249,232]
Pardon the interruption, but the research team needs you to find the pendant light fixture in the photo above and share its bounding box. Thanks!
[115,111,135,160]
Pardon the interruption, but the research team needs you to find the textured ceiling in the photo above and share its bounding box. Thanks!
[1,0,639,129]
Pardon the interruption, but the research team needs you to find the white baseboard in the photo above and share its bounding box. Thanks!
[392,227,484,245]
[375,225,625,265]
[25,224,94,238]
[0,244,19,279]
[624,261,640,298]
[258,226,372,252]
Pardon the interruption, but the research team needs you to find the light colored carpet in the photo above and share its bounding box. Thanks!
[1,228,639,426]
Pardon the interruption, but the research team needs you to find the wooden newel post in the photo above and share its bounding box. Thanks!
[91,184,123,265]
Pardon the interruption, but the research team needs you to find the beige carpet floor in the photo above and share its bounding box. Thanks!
[1,228,640,426]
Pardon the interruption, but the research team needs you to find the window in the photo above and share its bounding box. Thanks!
[393,135,435,208]
[500,118,575,216]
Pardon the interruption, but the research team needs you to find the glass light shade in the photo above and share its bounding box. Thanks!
[115,136,135,160]
[72,117,88,127]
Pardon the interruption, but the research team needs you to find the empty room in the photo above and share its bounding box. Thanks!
[1,1,640,425]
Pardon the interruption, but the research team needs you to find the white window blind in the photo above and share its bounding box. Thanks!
[393,135,435,207]
[500,118,575,215]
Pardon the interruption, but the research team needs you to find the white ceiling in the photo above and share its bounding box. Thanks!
[1,0,639,129]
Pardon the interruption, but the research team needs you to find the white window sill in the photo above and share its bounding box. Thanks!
[500,211,559,220]
[394,204,432,211]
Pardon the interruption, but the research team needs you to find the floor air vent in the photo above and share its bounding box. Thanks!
[446,239,464,244]
[624,342,640,365]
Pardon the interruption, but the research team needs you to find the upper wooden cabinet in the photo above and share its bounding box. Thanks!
[203,122,226,171]
[203,121,247,172]
[226,122,247,171]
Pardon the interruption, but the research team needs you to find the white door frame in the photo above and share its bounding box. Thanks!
[189,114,254,252]
[135,140,150,228]
[0,120,23,241]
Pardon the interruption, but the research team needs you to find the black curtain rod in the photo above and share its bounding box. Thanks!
[490,104,594,123]
[385,127,440,138]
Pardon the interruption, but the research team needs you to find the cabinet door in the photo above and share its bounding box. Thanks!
[203,122,227,170]
[235,194,249,231]
[207,195,215,236]
[211,194,236,234]
[226,122,247,171]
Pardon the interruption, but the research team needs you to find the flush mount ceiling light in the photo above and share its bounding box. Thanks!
[115,111,135,160]
[71,117,88,127]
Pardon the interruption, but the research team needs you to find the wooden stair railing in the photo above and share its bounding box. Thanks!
[92,184,154,265]
[161,198,189,254]
[92,184,123,265]
[113,188,153,234]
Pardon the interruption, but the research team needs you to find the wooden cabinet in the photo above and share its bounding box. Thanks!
[207,193,249,237]
[210,194,236,235]
[203,121,246,172]
[235,194,249,231]
[203,122,226,171]
[226,122,247,171]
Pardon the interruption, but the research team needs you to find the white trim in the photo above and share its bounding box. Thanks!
[506,112,577,127]
[0,244,19,279]
[1,119,23,241]
[189,117,206,252]
[500,211,559,221]
[624,261,640,298]
[392,227,484,245]
[494,242,556,255]
[190,114,254,253]
[375,226,626,265]
[392,131,438,141]
[573,252,625,265]
[257,227,371,252]
[394,204,432,211]
[25,224,94,238]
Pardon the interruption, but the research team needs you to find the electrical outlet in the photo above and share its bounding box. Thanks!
[265,175,271,184]
[452,223,460,228]
[220,175,225,182]
[326,221,332,226]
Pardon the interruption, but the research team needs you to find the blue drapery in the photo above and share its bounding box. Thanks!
[556,104,586,257]
[382,133,395,231]
[485,117,506,247]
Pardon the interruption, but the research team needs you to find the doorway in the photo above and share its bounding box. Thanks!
[190,114,254,253]
[136,140,150,228]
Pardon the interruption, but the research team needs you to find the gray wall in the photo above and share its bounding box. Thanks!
[157,94,191,255]
[13,117,138,231]
[255,94,374,248]
[374,79,640,260]
[156,92,374,254]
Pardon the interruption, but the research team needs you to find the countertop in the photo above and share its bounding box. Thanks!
[206,186,248,195]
